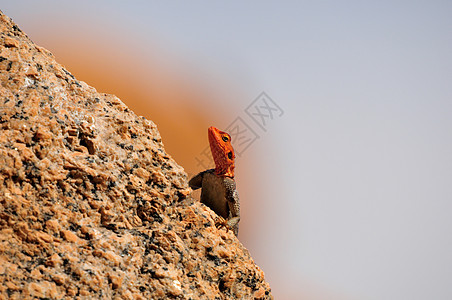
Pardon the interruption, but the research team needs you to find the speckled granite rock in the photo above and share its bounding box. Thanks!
[0,11,272,300]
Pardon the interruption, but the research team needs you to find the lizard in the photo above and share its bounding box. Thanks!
[189,126,240,236]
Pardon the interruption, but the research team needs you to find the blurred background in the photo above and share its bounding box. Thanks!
[2,1,452,299]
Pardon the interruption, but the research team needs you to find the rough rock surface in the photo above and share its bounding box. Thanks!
[0,11,272,299]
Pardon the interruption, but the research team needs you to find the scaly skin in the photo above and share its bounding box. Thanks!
[189,127,240,236]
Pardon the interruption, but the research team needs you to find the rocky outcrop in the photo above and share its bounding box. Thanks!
[0,11,272,299]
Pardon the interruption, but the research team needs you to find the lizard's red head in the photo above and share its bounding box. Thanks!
[208,126,235,178]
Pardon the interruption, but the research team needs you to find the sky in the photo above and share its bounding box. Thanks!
[2,1,452,299]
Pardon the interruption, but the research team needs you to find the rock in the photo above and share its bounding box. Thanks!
[0,10,272,299]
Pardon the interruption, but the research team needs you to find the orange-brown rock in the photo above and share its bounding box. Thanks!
[0,10,272,299]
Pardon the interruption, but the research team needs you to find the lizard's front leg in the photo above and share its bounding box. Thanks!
[188,171,205,190]
[214,215,240,236]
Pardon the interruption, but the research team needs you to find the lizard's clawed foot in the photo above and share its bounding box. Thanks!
[214,216,231,232]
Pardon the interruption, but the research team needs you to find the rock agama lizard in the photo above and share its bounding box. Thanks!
[189,126,240,236]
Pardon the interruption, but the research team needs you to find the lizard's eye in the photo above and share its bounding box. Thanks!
[227,152,233,159]
[222,135,229,142]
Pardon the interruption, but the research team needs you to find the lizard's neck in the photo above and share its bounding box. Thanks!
[211,140,235,177]
[214,162,235,178]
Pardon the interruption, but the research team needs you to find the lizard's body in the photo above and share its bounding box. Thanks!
[189,127,240,236]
